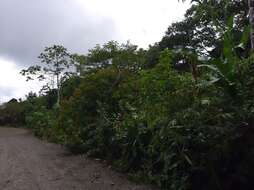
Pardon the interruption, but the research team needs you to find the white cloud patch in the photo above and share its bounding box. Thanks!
[77,0,190,47]
[0,58,41,102]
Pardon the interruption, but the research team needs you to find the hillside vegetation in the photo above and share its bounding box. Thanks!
[1,1,254,189]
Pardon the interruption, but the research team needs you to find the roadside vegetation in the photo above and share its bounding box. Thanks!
[1,0,254,189]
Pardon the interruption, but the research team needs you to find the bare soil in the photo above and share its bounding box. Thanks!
[0,127,155,190]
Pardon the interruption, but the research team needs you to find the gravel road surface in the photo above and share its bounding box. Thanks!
[0,127,154,190]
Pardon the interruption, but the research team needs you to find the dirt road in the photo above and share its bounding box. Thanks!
[0,127,154,190]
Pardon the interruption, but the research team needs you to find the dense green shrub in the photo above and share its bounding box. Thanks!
[51,48,254,189]
[25,106,57,139]
[58,67,128,154]
[22,91,58,140]
[17,50,254,190]
[11,41,253,189]
[0,99,25,126]
[18,24,254,190]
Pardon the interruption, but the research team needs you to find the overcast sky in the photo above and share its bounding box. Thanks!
[0,0,190,102]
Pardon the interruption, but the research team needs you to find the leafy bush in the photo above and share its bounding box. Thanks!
[25,106,57,139]
[19,34,254,190]
[53,48,254,189]
[0,99,25,127]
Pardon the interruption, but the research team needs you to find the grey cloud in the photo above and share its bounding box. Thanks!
[0,86,16,102]
[0,0,118,66]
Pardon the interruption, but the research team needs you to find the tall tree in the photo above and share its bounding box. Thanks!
[21,45,75,106]
[178,0,251,49]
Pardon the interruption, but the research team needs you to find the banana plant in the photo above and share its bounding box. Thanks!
[197,15,250,90]
[177,0,250,93]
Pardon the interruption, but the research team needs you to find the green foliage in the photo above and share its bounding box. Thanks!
[160,0,249,61]
[0,99,25,127]
[58,66,127,155]
[25,106,56,139]
[21,45,76,107]
[15,1,254,189]
[49,46,254,189]
[20,38,254,189]
[85,41,146,72]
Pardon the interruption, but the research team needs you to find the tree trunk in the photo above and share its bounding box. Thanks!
[56,73,60,107]
[249,0,254,49]
[56,60,60,107]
